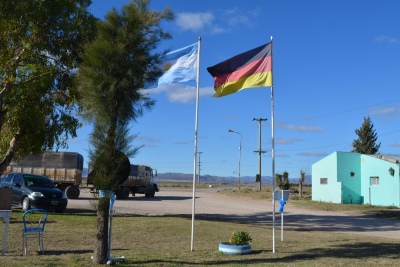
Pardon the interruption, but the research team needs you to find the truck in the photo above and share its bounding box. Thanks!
[87,164,159,199]
[119,164,159,199]
[5,151,159,200]
[4,152,83,199]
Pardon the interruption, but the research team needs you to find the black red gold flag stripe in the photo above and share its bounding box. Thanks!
[207,42,272,97]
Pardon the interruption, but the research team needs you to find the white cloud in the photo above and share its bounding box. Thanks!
[135,136,161,143]
[277,122,323,133]
[176,12,214,31]
[275,153,290,158]
[375,35,400,45]
[223,114,239,121]
[222,7,259,28]
[390,142,400,147]
[145,84,215,103]
[297,152,328,157]
[368,106,398,115]
[174,140,191,145]
[275,138,303,145]
[142,144,159,148]
[175,8,260,35]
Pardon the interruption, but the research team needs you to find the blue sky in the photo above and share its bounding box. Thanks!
[66,0,400,179]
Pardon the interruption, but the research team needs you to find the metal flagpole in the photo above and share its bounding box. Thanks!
[191,36,201,251]
[270,36,276,254]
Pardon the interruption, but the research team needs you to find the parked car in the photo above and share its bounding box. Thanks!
[0,172,68,212]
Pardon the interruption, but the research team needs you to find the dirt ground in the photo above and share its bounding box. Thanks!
[68,186,400,240]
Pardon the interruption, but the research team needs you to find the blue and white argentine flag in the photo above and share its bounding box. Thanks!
[157,42,198,87]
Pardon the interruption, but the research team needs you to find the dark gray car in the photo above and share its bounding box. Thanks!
[0,172,68,212]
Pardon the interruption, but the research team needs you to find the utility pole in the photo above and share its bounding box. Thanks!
[197,152,202,185]
[253,118,267,191]
[228,129,242,190]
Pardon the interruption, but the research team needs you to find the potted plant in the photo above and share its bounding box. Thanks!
[218,231,252,255]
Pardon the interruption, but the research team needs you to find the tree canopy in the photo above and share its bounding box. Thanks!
[75,0,173,191]
[74,0,174,263]
[0,0,96,173]
[352,116,381,154]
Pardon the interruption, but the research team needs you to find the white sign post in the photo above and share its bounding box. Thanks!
[274,190,290,241]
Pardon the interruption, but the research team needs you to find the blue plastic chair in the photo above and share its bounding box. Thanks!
[22,209,48,255]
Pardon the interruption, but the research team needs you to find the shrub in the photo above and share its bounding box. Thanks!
[229,231,252,246]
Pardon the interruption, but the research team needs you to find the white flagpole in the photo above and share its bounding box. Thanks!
[191,36,201,251]
[270,36,276,254]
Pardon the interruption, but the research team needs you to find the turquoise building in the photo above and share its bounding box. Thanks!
[312,151,400,207]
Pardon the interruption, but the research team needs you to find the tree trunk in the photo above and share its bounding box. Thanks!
[299,183,303,198]
[0,129,23,174]
[92,197,110,264]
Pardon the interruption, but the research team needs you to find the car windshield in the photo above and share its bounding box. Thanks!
[24,175,55,188]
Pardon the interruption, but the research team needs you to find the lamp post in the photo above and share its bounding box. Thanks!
[228,129,242,190]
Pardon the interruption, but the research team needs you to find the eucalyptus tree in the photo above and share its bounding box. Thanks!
[74,0,173,263]
[352,116,381,154]
[0,0,96,173]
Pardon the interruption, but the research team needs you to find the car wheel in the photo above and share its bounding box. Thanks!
[65,185,80,199]
[153,184,159,192]
[22,197,31,211]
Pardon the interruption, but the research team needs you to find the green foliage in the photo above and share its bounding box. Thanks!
[91,149,131,190]
[75,0,174,184]
[275,173,283,188]
[229,231,252,246]
[299,170,306,184]
[88,121,141,160]
[0,0,96,169]
[352,116,381,154]
[76,0,174,124]
[276,171,290,190]
[74,1,174,262]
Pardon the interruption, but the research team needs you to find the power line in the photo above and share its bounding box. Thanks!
[277,129,400,152]
[282,99,400,124]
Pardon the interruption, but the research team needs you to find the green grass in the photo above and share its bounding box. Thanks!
[1,185,399,266]
[1,210,399,266]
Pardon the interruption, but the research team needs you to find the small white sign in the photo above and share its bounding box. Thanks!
[274,190,290,201]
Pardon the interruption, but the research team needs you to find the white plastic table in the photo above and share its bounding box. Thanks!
[0,210,11,256]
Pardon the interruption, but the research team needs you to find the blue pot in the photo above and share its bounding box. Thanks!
[218,242,251,255]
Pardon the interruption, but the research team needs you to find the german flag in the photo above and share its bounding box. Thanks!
[207,42,272,97]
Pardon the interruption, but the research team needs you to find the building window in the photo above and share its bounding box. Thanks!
[370,176,379,186]
[320,178,328,184]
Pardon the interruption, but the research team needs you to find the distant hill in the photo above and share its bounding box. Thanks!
[156,172,311,185]
[82,168,311,185]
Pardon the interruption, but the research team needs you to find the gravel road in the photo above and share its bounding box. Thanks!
[68,186,400,240]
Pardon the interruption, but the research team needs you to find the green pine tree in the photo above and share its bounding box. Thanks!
[74,0,173,263]
[352,116,381,154]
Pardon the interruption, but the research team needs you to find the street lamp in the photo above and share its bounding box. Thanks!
[228,129,242,190]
